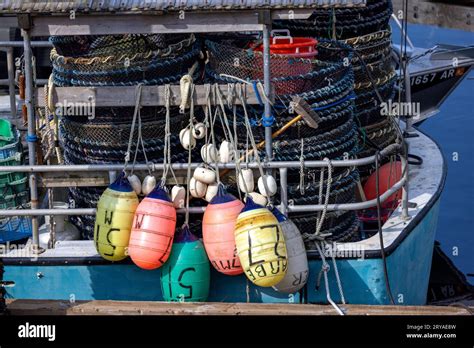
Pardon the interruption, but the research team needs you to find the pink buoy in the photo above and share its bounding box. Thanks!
[128,185,176,270]
[202,185,244,275]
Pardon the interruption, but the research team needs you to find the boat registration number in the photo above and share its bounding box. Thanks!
[411,67,467,87]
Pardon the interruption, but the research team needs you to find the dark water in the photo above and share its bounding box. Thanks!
[392,23,474,283]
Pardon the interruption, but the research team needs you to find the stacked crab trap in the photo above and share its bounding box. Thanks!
[24,0,408,302]
[49,34,199,238]
[274,0,401,227]
[0,119,31,242]
[204,35,361,245]
[274,0,398,178]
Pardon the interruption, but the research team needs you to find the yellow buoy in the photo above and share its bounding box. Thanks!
[94,173,139,261]
[235,197,288,287]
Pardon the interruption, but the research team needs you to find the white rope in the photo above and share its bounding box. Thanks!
[315,242,345,316]
[315,158,333,237]
[161,85,179,187]
[207,85,221,185]
[331,250,346,305]
[43,75,63,164]
[179,61,199,113]
[184,84,195,226]
[299,138,305,195]
[236,84,272,199]
[215,84,248,194]
[124,84,148,175]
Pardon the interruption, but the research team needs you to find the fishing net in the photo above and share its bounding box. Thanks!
[206,38,352,97]
[274,1,399,181]
[50,34,193,58]
[205,35,361,243]
[51,33,202,238]
[344,27,398,179]
[273,0,393,40]
[50,34,200,86]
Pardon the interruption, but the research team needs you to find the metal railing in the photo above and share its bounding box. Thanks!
[0,41,52,118]
[0,142,408,216]
[0,15,410,253]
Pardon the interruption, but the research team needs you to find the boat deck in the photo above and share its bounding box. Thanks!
[2,122,445,262]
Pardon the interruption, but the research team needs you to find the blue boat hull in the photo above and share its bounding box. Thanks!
[3,198,440,305]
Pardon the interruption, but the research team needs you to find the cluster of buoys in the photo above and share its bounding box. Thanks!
[94,172,309,295]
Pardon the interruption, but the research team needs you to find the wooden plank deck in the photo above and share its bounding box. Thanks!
[5,299,473,316]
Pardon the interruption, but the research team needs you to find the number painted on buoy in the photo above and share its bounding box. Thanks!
[235,198,288,287]
[202,186,244,275]
[160,226,210,302]
[128,186,177,270]
[94,173,139,261]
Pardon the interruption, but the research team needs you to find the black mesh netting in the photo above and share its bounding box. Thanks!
[51,33,202,238]
[273,0,399,180]
[273,0,393,40]
[204,36,361,245]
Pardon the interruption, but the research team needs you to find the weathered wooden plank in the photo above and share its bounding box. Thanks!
[38,172,110,188]
[37,172,189,188]
[5,299,473,316]
[392,0,474,32]
[30,12,264,36]
[36,84,265,108]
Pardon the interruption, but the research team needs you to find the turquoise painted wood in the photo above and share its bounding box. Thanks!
[307,199,441,305]
[2,199,440,305]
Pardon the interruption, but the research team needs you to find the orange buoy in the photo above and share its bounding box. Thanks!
[202,185,244,275]
[128,185,177,270]
[360,161,402,223]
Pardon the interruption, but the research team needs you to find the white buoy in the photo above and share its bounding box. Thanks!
[127,174,142,195]
[171,185,186,208]
[244,192,267,206]
[205,183,219,202]
[141,175,157,196]
[219,140,234,163]
[179,128,196,150]
[258,175,277,197]
[192,122,206,139]
[200,144,219,164]
[238,168,254,193]
[189,177,207,198]
[193,166,216,184]
[271,208,309,294]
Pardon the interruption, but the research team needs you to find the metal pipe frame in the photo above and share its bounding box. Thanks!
[0,41,52,48]
[0,78,48,86]
[1,9,411,248]
[0,173,406,217]
[0,149,408,217]
[21,29,40,249]
[0,143,402,173]
[401,143,410,219]
[6,47,16,118]
[262,24,273,164]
